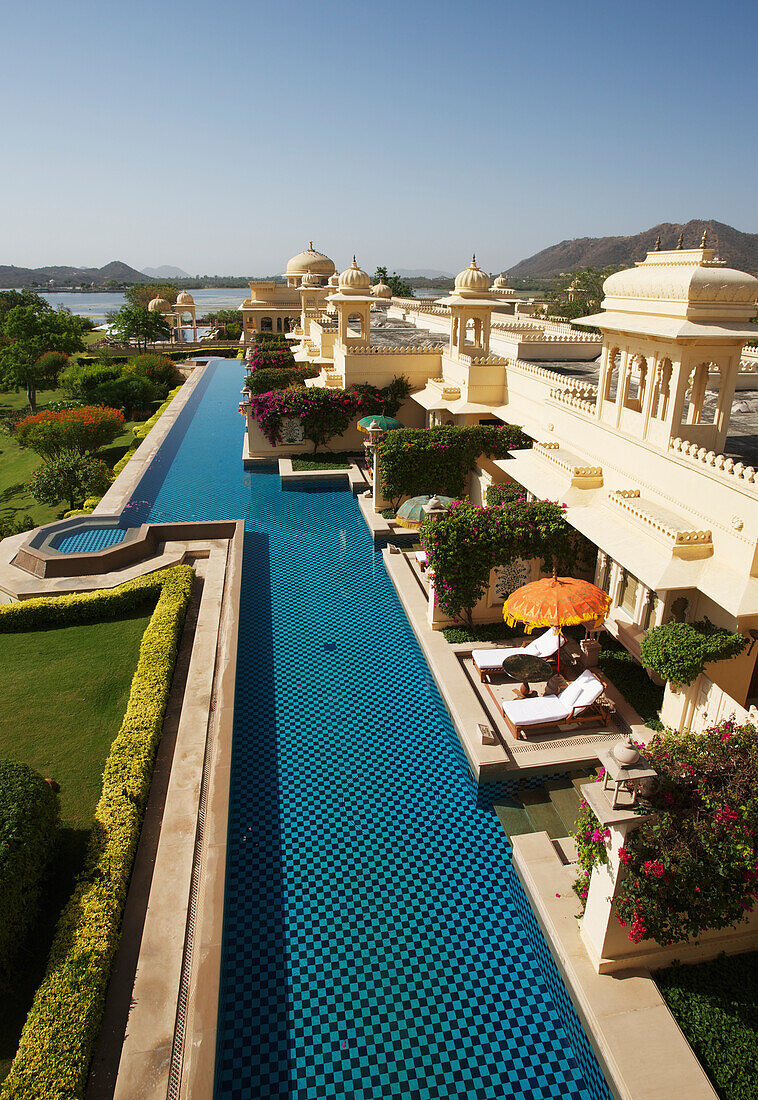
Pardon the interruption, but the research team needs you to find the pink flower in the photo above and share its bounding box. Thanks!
[643,859,665,878]
[618,846,631,866]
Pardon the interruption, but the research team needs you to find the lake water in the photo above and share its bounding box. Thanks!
[34,288,251,324]
[31,286,439,323]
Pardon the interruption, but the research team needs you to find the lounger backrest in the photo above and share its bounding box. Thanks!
[529,629,564,659]
[560,670,603,711]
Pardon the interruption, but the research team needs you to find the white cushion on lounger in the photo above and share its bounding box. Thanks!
[472,628,561,672]
[415,551,427,564]
[559,670,604,710]
[501,695,571,727]
[471,645,524,670]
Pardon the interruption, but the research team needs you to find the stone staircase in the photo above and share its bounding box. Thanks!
[493,771,598,863]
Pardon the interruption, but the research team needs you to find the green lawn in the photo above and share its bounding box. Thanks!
[0,610,152,1078]
[0,386,139,530]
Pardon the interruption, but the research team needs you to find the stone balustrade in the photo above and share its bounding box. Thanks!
[549,387,598,414]
[345,343,445,355]
[669,437,758,489]
[608,490,712,547]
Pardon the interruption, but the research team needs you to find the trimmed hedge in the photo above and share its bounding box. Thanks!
[656,954,758,1100]
[0,565,194,1098]
[111,384,183,478]
[0,763,60,986]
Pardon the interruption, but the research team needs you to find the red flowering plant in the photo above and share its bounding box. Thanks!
[13,406,124,458]
[572,721,758,946]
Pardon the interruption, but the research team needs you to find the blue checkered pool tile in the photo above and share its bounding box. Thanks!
[51,526,127,553]
[131,359,612,1100]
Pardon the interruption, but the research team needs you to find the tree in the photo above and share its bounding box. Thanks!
[108,306,172,350]
[545,267,617,321]
[373,266,414,299]
[124,284,178,308]
[27,451,112,512]
[0,300,89,411]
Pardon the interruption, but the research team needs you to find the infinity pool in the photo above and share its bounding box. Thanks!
[133,360,611,1099]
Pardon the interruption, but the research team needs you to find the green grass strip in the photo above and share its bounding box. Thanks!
[0,565,194,1099]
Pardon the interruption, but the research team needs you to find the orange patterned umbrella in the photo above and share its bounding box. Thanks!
[503,573,610,670]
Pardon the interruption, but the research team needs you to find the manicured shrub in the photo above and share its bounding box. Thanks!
[59,361,123,400]
[640,618,746,686]
[379,424,531,504]
[110,385,183,478]
[27,451,112,512]
[596,639,663,730]
[14,406,124,457]
[90,374,159,416]
[122,353,179,396]
[0,763,60,986]
[0,566,193,1098]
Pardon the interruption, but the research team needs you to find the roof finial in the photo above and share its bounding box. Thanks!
[676,231,684,249]
[701,229,708,247]
[352,254,357,264]
[309,241,313,250]
[654,234,661,251]
[471,252,477,265]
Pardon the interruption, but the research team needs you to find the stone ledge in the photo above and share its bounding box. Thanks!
[512,831,718,1100]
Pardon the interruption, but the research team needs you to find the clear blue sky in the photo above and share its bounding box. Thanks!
[2,0,755,276]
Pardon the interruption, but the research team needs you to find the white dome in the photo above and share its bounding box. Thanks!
[371,282,393,299]
[493,274,509,290]
[300,271,321,289]
[454,256,490,297]
[285,242,335,277]
[176,290,194,305]
[603,255,758,309]
[338,257,371,294]
[148,297,173,313]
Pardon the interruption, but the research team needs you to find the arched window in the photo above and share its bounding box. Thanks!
[276,317,282,332]
[604,348,621,402]
[681,363,711,425]
[623,354,647,411]
[261,316,273,332]
[651,358,672,419]
[347,312,363,338]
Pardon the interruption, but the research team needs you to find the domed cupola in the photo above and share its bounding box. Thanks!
[338,257,372,295]
[285,242,335,279]
[371,282,393,299]
[454,255,491,298]
[148,297,173,314]
[176,290,194,305]
[299,270,321,289]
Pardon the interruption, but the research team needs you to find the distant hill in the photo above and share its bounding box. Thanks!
[395,268,454,278]
[0,260,152,288]
[509,220,758,278]
[141,265,190,278]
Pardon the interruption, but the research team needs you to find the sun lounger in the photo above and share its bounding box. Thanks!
[415,551,428,571]
[500,669,609,740]
[471,628,565,683]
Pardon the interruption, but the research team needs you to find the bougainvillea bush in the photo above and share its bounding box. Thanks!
[246,377,411,452]
[572,721,758,946]
[14,406,124,457]
[378,424,531,506]
[419,498,575,624]
[245,347,295,372]
[572,791,610,908]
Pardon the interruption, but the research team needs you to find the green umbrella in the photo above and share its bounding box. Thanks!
[396,495,455,529]
[357,415,404,432]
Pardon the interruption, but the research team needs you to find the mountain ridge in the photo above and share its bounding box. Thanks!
[508,220,758,278]
[0,260,153,288]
